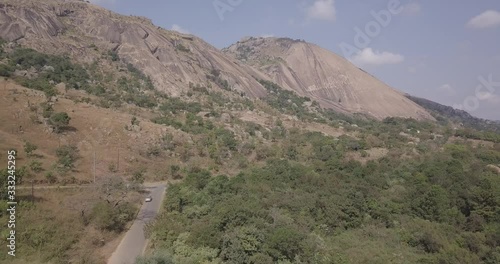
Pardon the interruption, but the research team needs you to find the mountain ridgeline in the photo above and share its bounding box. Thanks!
[406,95,500,132]
[0,0,434,120]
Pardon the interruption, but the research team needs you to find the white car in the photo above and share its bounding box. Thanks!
[145,197,152,202]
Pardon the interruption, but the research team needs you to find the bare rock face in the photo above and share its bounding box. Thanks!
[224,37,434,120]
[0,0,433,120]
[0,2,65,41]
[0,0,268,98]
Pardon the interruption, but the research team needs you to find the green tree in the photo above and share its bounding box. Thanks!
[49,112,71,133]
[412,185,450,222]
[220,226,264,263]
[56,145,79,171]
[132,169,145,184]
[29,160,43,173]
[24,141,38,157]
[91,201,135,232]
[185,169,211,190]
[267,227,305,261]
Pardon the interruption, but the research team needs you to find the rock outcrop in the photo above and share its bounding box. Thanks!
[0,0,268,98]
[224,37,434,120]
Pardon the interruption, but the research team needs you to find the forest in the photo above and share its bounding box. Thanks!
[142,121,500,264]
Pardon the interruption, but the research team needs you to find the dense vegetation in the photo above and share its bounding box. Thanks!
[0,47,90,96]
[142,120,500,263]
[0,42,158,109]
[258,79,319,121]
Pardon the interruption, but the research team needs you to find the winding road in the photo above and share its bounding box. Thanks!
[108,183,167,264]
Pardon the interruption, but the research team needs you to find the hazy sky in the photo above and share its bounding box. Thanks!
[91,0,500,120]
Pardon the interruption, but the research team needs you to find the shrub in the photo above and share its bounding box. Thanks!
[207,69,231,91]
[45,171,57,183]
[215,128,238,151]
[108,163,118,173]
[175,43,190,52]
[15,166,29,184]
[91,201,136,232]
[29,160,43,173]
[89,85,106,95]
[409,231,444,253]
[108,50,120,61]
[476,150,500,164]
[49,112,71,133]
[41,102,54,118]
[146,145,162,158]
[267,227,305,260]
[152,116,183,130]
[20,78,57,97]
[123,93,157,108]
[132,169,145,184]
[185,169,211,190]
[159,98,202,114]
[55,145,79,170]
[411,185,450,222]
[170,165,181,179]
[0,64,13,77]
[24,142,38,157]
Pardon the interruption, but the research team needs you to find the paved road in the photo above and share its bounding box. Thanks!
[108,183,167,264]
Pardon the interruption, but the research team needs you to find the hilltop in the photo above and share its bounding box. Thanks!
[223,37,434,120]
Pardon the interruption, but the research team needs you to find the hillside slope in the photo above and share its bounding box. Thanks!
[406,94,500,132]
[223,37,434,120]
[0,0,269,97]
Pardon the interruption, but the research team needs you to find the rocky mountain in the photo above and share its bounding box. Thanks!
[223,37,434,120]
[0,0,269,98]
[0,0,435,121]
